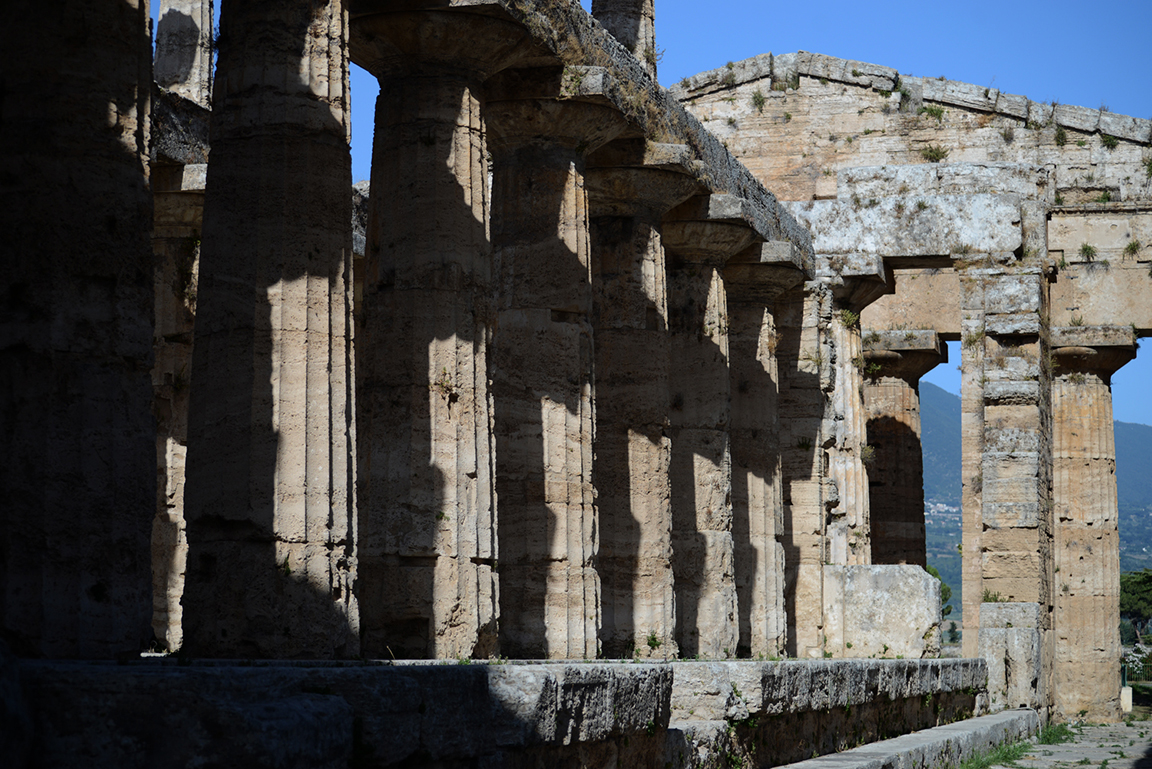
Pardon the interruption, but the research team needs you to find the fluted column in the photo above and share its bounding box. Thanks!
[487,70,627,658]
[862,331,947,567]
[591,0,657,78]
[1051,327,1134,721]
[155,0,214,108]
[662,195,758,658]
[826,308,871,565]
[725,244,806,658]
[586,143,700,658]
[183,0,357,658]
[1,0,154,657]
[351,11,531,660]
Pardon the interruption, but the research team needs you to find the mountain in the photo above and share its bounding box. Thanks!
[916,385,1152,608]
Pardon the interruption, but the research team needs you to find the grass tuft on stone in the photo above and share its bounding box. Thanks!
[1039,723,1077,744]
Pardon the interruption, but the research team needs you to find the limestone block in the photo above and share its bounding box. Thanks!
[1053,103,1101,133]
[983,380,1041,405]
[784,196,1022,258]
[997,92,1030,120]
[979,602,1044,711]
[798,52,898,91]
[920,78,998,113]
[823,565,942,659]
[984,274,1042,315]
[838,163,1048,199]
[1098,111,1152,143]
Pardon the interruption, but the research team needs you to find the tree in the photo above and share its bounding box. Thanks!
[1120,569,1152,642]
[927,565,953,617]
[947,621,961,644]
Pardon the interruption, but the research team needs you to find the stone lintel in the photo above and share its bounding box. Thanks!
[837,163,1050,201]
[587,139,699,173]
[816,253,889,311]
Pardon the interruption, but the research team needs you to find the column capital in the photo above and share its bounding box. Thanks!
[1052,325,1137,377]
[351,10,536,79]
[663,194,763,265]
[724,242,809,302]
[816,253,890,311]
[862,329,947,383]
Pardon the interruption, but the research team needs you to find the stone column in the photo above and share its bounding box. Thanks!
[0,0,154,658]
[775,281,832,658]
[959,258,1054,711]
[585,142,700,659]
[826,306,872,566]
[1051,326,1134,721]
[591,0,657,78]
[182,0,358,658]
[863,330,947,567]
[150,165,206,651]
[725,243,806,658]
[155,0,214,108]
[351,11,531,661]
[662,195,758,658]
[487,69,627,659]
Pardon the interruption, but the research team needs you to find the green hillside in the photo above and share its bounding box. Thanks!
[917,387,1152,604]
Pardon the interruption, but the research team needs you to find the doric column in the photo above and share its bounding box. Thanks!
[1051,326,1134,721]
[662,194,759,658]
[826,305,872,565]
[350,11,531,660]
[725,243,807,658]
[0,0,154,658]
[958,259,1053,711]
[183,0,357,658]
[585,141,701,658]
[591,0,657,78]
[487,68,628,659]
[154,0,214,108]
[862,330,947,567]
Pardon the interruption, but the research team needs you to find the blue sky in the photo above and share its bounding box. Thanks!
[159,1,1152,423]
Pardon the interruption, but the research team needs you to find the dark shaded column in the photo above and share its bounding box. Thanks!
[0,0,154,658]
[862,330,946,567]
[351,10,531,660]
[662,194,759,658]
[586,141,701,658]
[591,0,657,77]
[182,0,357,658]
[725,243,806,658]
[487,68,628,659]
[1051,326,1134,722]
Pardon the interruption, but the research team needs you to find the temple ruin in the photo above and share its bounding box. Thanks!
[3,0,1150,765]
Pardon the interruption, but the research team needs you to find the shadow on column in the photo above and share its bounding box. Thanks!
[183,0,357,659]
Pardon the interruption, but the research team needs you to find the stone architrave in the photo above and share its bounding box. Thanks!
[586,142,701,659]
[1051,326,1134,722]
[662,194,759,659]
[182,0,358,658]
[0,0,154,658]
[154,0,213,108]
[724,243,807,658]
[350,10,532,661]
[862,330,947,567]
[487,68,628,659]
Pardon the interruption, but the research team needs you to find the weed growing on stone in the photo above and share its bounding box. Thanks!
[1000,127,1015,143]
[1039,723,1076,744]
[1096,191,1112,203]
[751,89,766,113]
[920,105,945,122]
[1077,139,1088,147]
[1055,126,1068,146]
[981,589,1005,602]
[838,309,860,327]
[1080,243,1098,262]
[921,144,949,162]
[959,739,1031,769]
[784,112,792,123]
[1102,134,1119,150]
[722,61,736,87]
[1127,240,1142,257]
[1071,314,1086,326]
[646,631,661,650]
[916,199,929,212]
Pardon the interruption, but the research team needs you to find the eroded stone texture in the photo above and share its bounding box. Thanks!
[591,0,657,78]
[825,310,872,566]
[182,0,358,658]
[725,246,806,658]
[1050,327,1134,722]
[154,0,213,108]
[863,331,947,567]
[351,11,531,661]
[150,162,205,651]
[488,71,627,659]
[664,196,757,659]
[823,565,941,658]
[0,0,154,658]
[587,147,701,659]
